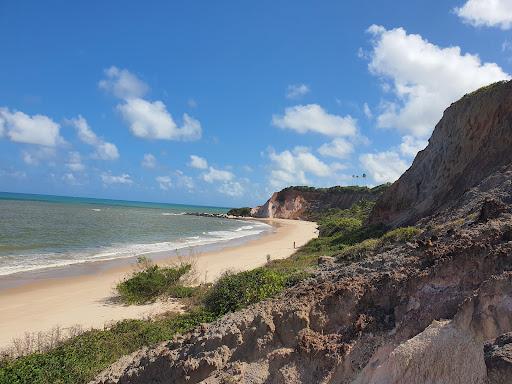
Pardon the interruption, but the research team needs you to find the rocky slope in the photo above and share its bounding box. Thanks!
[93,81,512,383]
[370,80,512,228]
[252,186,385,220]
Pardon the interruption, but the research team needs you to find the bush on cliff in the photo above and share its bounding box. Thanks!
[203,268,303,316]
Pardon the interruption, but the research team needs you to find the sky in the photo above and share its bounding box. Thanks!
[1,0,511,207]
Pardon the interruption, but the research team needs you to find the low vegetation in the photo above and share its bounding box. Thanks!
[0,310,216,384]
[226,207,252,217]
[116,257,193,304]
[204,268,296,316]
[0,197,423,384]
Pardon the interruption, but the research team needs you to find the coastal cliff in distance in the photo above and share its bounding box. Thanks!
[94,81,512,384]
[370,80,512,228]
[251,185,387,220]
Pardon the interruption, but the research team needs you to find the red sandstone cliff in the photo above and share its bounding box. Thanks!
[252,186,386,220]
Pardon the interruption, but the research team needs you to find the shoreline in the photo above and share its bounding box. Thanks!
[0,218,318,350]
[0,217,272,291]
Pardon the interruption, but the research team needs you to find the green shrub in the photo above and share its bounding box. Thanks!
[320,216,362,237]
[380,226,422,244]
[336,238,380,261]
[116,259,192,304]
[204,268,295,316]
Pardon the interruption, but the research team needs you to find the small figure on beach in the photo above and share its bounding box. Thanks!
[293,241,296,249]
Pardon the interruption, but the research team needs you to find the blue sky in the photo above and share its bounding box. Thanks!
[1,0,511,207]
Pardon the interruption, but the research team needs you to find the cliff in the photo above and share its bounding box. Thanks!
[370,80,512,228]
[93,82,512,384]
[252,185,387,220]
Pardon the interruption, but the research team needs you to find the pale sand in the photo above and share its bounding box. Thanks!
[0,218,318,349]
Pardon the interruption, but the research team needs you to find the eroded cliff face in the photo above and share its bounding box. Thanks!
[252,187,382,220]
[92,82,512,384]
[370,80,512,228]
[93,201,512,384]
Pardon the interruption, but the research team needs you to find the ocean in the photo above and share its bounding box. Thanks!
[0,192,270,277]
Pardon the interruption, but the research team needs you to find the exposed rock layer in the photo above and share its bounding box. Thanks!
[252,187,382,220]
[370,80,512,228]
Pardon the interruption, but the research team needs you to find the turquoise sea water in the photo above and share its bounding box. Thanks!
[0,192,270,276]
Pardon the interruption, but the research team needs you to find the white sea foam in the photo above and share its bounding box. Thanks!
[0,220,272,277]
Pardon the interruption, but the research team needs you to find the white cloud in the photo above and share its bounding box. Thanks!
[66,152,85,172]
[268,147,340,189]
[318,138,354,159]
[141,153,157,168]
[101,172,133,185]
[117,98,202,141]
[218,181,244,197]
[360,151,409,183]
[189,155,208,169]
[99,66,149,99]
[21,147,55,165]
[175,170,195,190]
[400,135,428,157]
[62,173,78,185]
[367,25,510,138]
[0,108,63,146]
[187,98,198,108]
[363,103,373,119]
[68,116,119,160]
[455,0,512,29]
[156,176,172,191]
[286,84,310,99]
[100,67,202,142]
[272,104,357,137]
[202,166,234,183]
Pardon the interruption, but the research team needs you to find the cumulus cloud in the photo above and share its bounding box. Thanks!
[400,135,428,157]
[175,170,195,190]
[286,84,310,99]
[272,104,357,137]
[202,167,234,183]
[268,147,344,189]
[100,67,202,141]
[318,138,354,159]
[360,151,409,183]
[68,116,119,160]
[62,173,79,185]
[66,152,85,172]
[0,108,63,146]
[189,155,208,169]
[21,147,55,165]
[141,153,157,168]
[98,66,149,99]
[101,172,133,185]
[455,0,512,29]
[218,181,244,197]
[117,98,202,141]
[367,25,510,138]
[156,176,172,190]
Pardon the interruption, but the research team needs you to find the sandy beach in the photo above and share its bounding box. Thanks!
[0,218,317,350]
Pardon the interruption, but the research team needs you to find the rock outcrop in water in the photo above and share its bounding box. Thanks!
[251,186,386,220]
[93,81,512,384]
